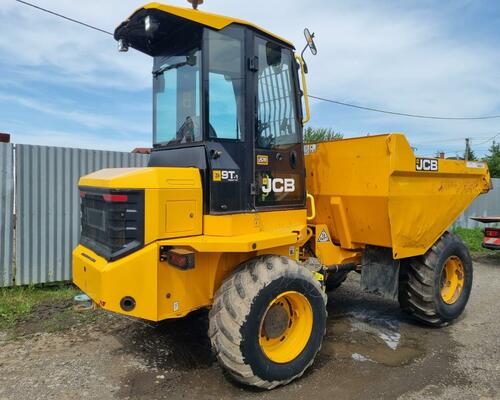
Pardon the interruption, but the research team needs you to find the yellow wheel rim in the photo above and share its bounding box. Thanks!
[259,291,313,364]
[440,256,465,305]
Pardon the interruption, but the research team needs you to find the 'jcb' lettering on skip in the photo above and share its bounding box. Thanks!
[262,178,296,194]
[415,158,438,172]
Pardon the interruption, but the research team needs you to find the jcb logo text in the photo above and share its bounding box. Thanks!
[262,178,296,193]
[416,158,438,172]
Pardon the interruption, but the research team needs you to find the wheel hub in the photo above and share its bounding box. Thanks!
[259,291,313,364]
[262,303,290,339]
[440,256,465,305]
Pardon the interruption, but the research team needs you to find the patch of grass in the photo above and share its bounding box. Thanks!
[0,284,80,330]
[453,227,497,255]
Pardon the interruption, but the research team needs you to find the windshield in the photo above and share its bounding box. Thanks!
[153,50,202,146]
[152,27,245,147]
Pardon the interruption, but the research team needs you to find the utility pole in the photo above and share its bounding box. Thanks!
[465,138,470,161]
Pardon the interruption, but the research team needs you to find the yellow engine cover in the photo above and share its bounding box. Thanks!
[79,167,203,244]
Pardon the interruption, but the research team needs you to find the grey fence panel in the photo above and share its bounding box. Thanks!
[0,143,14,287]
[454,178,500,228]
[15,145,149,286]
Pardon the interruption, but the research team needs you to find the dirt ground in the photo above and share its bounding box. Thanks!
[0,257,499,400]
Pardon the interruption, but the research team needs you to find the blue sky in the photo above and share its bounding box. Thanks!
[0,0,499,157]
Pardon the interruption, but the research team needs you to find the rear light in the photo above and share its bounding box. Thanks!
[80,188,144,261]
[103,193,129,202]
[160,247,195,270]
[485,228,500,238]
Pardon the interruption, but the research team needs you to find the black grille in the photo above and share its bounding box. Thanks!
[79,188,144,261]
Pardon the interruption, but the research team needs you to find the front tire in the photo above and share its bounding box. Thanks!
[209,255,327,389]
[398,232,473,326]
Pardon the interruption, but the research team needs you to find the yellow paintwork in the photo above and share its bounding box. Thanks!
[73,242,301,321]
[203,210,307,237]
[80,168,203,244]
[305,134,491,259]
[259,291,313,364]
[440,256,465,304]
[80,167,201,189]
[127,3,294,47]
[312,224,362,266]
[158,210,308,253]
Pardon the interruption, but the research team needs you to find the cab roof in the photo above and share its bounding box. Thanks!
[114,2,294,52]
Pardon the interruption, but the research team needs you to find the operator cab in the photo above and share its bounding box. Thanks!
[115,4,306,214]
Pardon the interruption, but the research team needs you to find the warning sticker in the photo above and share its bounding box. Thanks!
[317,229,330,243]
[466,161,485,169]
[257,155,269,166]
[304,144,317,156]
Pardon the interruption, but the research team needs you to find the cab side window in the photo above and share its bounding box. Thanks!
[256,39,299,149]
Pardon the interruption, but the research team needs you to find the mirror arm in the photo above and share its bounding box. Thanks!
[300,44,309,74]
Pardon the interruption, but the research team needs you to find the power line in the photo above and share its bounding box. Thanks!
[14,0,500,122]
[474,132,500,146]
[15,0,113,36]
[308,95,500,121]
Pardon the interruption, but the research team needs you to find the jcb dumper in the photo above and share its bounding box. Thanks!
[73,2,491,389]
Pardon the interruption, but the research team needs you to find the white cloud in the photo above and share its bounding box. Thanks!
[0,0,498,155]
[0,93,147,133]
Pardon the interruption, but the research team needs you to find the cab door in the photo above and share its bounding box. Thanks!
[254,37,306,210]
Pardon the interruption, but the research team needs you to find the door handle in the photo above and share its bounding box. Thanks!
[290,151,297,168]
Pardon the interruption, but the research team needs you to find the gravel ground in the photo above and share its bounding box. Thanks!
[0,257,498,400]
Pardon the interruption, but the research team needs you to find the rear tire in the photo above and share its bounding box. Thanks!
[209,255,327,389]
[398,232,473,326]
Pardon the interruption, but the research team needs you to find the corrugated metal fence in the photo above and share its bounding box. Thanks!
[454,178,500,228]
[1,144,149,287]
[0,143,14,287]
[0,143,498,286]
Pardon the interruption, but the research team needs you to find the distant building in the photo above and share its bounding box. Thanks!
[0,133,10,143]
[131,147,152,154]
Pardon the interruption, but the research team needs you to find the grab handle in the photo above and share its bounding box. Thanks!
[307,193,316,221]
[295,54,311,125]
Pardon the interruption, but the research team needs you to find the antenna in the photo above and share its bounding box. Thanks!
[187,0,204,9]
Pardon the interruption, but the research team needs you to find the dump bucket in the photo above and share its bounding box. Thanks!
[305,133,491,259]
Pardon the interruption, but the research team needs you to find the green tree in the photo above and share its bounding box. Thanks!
[485,141,500,178]
[304,127,343,144]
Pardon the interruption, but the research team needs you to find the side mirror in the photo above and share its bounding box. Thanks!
[303,28,317,56]
[300,28,318,74]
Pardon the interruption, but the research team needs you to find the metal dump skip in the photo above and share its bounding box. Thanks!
[0,143,14,287]
[15,145,149,285]
[305,134,491,259]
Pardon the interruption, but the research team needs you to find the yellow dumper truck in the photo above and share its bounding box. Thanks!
[73,2,491,389]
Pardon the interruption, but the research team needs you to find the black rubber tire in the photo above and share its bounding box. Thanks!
[398,232,473,326]
[208,255,327,389]
[325,270,349,291]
